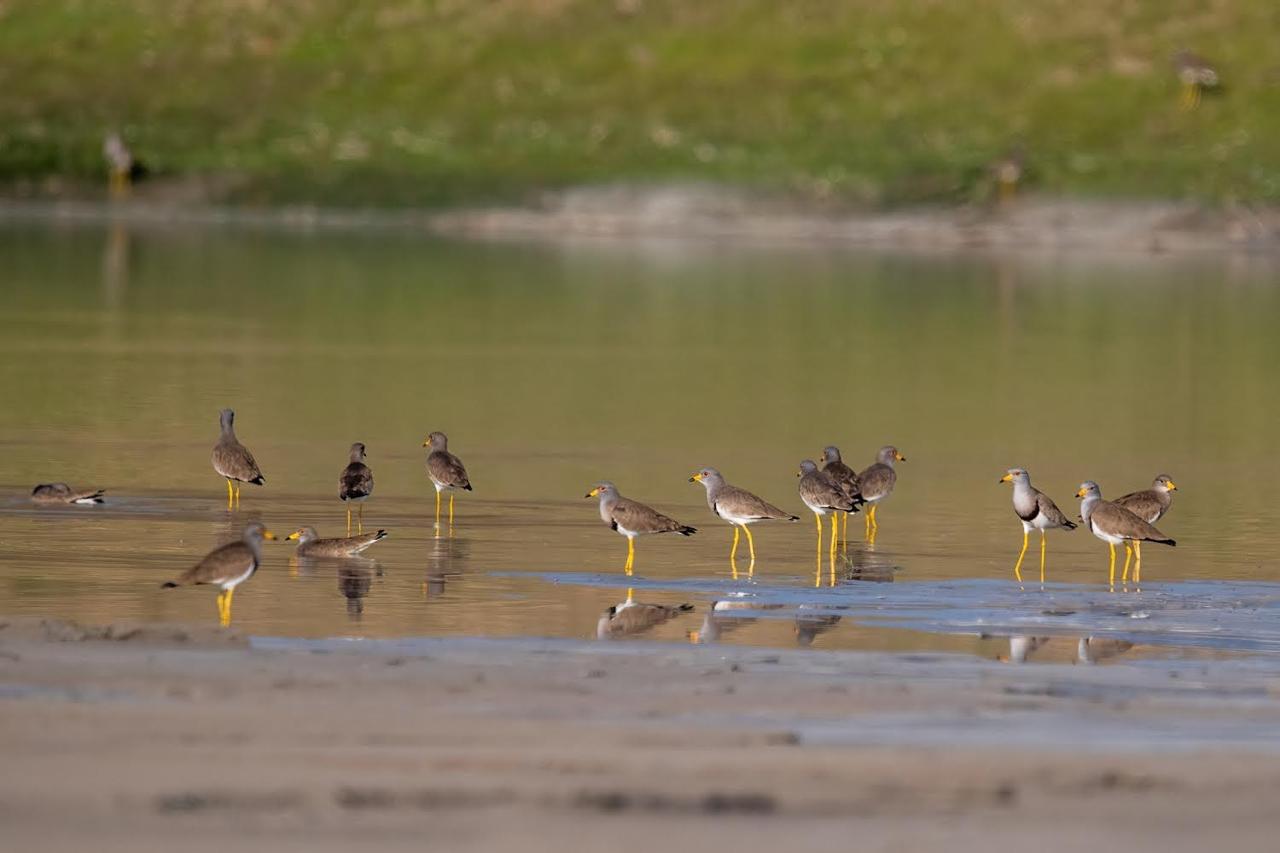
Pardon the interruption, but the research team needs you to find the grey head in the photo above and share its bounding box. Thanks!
[349,442,367,462]
[689,467,725,490]
[219,408,236,435]
[424,432,448,452]
[1153,474,1177,493]
[287,526,321,545]
[585,481,621,506]
[240,521,275,556]
[877,445,906,466]
[999,467,1032,487]
[1076,481,1103,524]
[821,446,842,464]
[798,459,820,476]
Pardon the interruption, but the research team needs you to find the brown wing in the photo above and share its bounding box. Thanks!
[427,451,471,490]
[716,484,797,521]
[610,497,695,535]
[1113,489,1162,524]
[1035,491,1076,529]
[171,541,256,585]
[302,530,387,557]
[212,439,264,484]
[798,472,854,511]
[340,462,373,501]
[1092,502,1175,544]
[857,463,896,501]
[601,603,694,637]
[822,460,861,499]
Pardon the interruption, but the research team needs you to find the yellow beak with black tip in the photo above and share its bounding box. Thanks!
[895,451,907,462]
[1167,480,1178,491]
[689,472,703,483]
[1075,487,1089,498]
[999,473,1013,484]
[585,487,601,498]
[262,530,277,541]
[285,530,301,541]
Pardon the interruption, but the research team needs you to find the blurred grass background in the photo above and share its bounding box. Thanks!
[1,0,1277,207]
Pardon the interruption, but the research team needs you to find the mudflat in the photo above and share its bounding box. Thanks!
[3,616,1279,852]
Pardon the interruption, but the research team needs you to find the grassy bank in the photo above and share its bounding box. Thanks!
[1,0,1277,206]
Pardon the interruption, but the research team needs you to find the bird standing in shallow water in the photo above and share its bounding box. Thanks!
[999,468,1076,583]
[162,521,276,627]
[798,459,859,584]
[211,408,265,510]
[585,481,696,576]
[1076,481,1176,586]
[820,446,864,548]
[1115,474,1177,576]
[690,467,798,577]
[423,432,471,529]
[1173,50,1219,110]
[339,442,373,534]
[858,446,905,542]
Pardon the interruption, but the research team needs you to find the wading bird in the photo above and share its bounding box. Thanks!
[162,521,276,627]
[1077,481,1175,585]
[999,468,1076,583]
[423,432,471,528]
[211,408,265,509]
[585,481,696,576]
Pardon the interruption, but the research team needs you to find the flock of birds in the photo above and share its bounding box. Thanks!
[29,408,1181,629]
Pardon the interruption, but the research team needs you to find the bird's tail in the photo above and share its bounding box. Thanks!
[374,529,388,540]
[250,475,265,485]
[161,581,178,589]
[75,490,106,504]
[1154,537,1176,547]
[676,603,695,612]
[1063,520,1078,530]
[678,525,697,536]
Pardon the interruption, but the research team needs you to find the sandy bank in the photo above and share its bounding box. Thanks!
[3,616,1280,851]
[3,186,1278,254]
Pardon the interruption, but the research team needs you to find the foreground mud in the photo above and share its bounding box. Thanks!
[3,616,1280,852]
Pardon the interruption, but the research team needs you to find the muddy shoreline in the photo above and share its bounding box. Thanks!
[3,186,1279,254]
[3,615,1280,851]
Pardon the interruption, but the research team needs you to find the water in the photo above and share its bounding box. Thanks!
[2,220,1279,663]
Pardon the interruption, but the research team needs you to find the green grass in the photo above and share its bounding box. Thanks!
[1,0,1277,206]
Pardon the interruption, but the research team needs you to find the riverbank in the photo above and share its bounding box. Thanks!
[3,188,1279,254]
[3,615,1279,851]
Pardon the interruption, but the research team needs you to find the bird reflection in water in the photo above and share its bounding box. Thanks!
[688,599,786,644]
[997,635,1138,664]
[794,605,844,647]
[338,561,376,621]
[423,531,470,599]
[596,591,694,640]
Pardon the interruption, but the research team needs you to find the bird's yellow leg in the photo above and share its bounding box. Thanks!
[1012,530,1029,582]
[434,489,441,525]
[864,508,872,537]
[1121,542,1133,584]
[221,588,235,627]
[357,503,364,534]
[1039,531,1047,585]
[870,504,879,531]
[625,587,634,604]
[1133,540,1142,584]
[1108,543,1117,587]
[624,537,635,577]
[814,512,822,537]
[840,511,848,551]
[449,494,455,527]
[743,525,756,561]
[829,515,839,587]
[225,478,234,509]
[730,526,740,562]
[346,505,352,536]
[215,591,225,623]
[234,483,242,507]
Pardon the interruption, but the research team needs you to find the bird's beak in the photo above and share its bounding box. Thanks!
[585,487,600,498]
[796,470,802,478]
[1075,488,1088,498]
[999,473,1012,484]
[895,451,907,462]
[421,439,430,447]
[262,530,277,541]
[689,473,703,483]
[1167,481,1178,491]
[286,531,300,541]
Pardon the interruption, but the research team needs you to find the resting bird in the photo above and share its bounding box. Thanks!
[286,526,388,558]
[585,481,695,575]
[30,482,105,505]
[162,521,276,627]
[999,468,1076,583]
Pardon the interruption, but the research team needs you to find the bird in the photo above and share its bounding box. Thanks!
[689,468,798,573]
[30,482,105,505]
[1114,474,1177,525]
[211,408,264,509]
[858,446,906,539]
[584,481,696,576]
[339,442,373,535]
[1076,636,1135,665]
[597,597,694,639]
[1173,49,1220,110]
[423,431,471,527]
[1001,635,1051,664]
[286,526,388,558]
[162,521,276,627]
[102,132,147,197]
[998,468,1076,583]
[338,564,374,621]
[1076,481,1176,586]
[819,445,864,546]
[797,459,858,572]
[989,144,1026,205]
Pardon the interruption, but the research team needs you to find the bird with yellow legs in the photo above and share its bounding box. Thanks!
[819,445,864,551]
[1076,481,1176,587]
[999,468,1076,583]
[211,408,265,510]
[1173,50,1219,110]
[857,446,905,543]
[162,522,276,627]
[423,432,471,529]
[690,468,798,579]
[585,481,696,576]
[798,460,859,588]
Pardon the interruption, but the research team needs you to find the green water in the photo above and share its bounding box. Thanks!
[1,221,1278,657]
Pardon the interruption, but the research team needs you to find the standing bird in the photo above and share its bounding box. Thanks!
[211,408,265,509]
[102,132,146,197]
[423,431,472,527]
[162,521,276,627]
[820,445,864,546]
[689,467,798,572]
[798,460,858,568]
[31,482,106,505]
[1076,481,1176,586]
[998,468,1076,583]
[584,481,696,576]
[1114,474,1178,578]
[858,446,906,540]
[1173,50,1220,110]
[339,442,373,534]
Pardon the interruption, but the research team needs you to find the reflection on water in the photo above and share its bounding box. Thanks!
[999,635,1138,665]
[1,222,1279,659]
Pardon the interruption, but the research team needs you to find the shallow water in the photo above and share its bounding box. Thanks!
[2,220,1279,663]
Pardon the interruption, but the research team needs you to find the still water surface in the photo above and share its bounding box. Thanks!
[2,221,1278,662]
